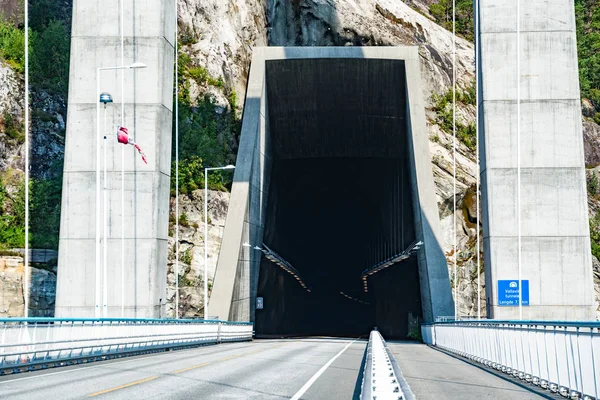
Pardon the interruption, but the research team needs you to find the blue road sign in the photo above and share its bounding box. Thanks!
[256,297,264,310]
[498,280,529,306]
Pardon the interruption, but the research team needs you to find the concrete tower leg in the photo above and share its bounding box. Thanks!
[55,0,175,318]
[479,0,596,319]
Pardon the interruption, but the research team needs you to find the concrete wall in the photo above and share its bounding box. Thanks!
[210,47,453,323]
[56,0,175,317]
[479,0,596,319]
[209,47,271,322]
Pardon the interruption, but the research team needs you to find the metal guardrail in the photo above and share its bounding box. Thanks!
[422,320,600,399]
[0,318,253,374]
[360,330,414,400]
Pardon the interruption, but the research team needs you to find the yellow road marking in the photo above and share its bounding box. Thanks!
[89,376,159,397]
[219,354,242,361]
[90,345,280,394]
[172,362,211,374]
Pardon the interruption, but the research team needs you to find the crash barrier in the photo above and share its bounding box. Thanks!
[422,320,600,400]
[360,329,415,400]
[0,318,253,373]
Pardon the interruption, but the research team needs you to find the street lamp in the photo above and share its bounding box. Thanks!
[203,165,235,319]
[100,91,113,321]
[96,62,147,318]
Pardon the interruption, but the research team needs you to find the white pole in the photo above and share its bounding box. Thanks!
[120,0,125,318]
[204,168,209,319]
[103,105,108,318]
[96,69,101,318]
[175,0,179,319]
[517,0,522,320]
[476,0,481,320]
[452,0,458,320]
[24,0,29,318]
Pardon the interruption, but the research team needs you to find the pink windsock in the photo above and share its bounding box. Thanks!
[116,126,148,164]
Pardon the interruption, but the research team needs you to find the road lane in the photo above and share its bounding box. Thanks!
[0,338,366,400]
[388,341,552,400]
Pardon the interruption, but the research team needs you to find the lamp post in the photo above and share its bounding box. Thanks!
[204,165,235,319]
[96,62,147,318]
[100,92,113,320]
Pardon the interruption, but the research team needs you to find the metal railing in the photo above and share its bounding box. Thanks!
[422,320,600,399]
[0,318,253,373]
[360,330,415,400]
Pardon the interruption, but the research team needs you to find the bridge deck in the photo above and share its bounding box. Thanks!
[0,339,548,399]
[388,341,549,400]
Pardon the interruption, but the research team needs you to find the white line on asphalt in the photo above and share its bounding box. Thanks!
[290,339,357,400]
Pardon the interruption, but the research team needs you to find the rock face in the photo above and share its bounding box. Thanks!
[0,62,24,172]
[0,255,56,317]
[177,0,268,107]
[584,118,600,168]
[593,255,600,319]
[30,90,66,179]
[0,0,22,24]
[166,189,230,318]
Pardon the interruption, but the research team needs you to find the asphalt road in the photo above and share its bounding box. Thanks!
[0,338,550,399]
[388,341,551,400]
[0,338,367,400]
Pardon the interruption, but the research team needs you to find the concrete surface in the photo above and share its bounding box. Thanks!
[56,1,175,317]
[388,341,548,399]
[478,0,596,319]
[210,47,454,326]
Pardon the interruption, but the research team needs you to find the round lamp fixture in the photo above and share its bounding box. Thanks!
[99,92,113,104]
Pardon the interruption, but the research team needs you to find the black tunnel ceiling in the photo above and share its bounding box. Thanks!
[266,58,407,159]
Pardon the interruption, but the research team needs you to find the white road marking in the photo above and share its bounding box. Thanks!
[290,339,357,400]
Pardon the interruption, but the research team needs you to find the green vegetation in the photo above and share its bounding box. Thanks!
[0,171,25,248]
[1,112,24,143]
[0,4,70,251]
[30,163,63,249]
[179,52,224,89]
[31,19,70,94]
[588,170,599,195]
[0,20,27,72]
[588,171,600,260]
[173,48,240,195]
[178,212,189,227]
[431,84,477,150]
[0,163,62,250]
[575,0,600,124]
[429,0,474,41]
[407,325,423,342]
[180,248,193,265]
[591,213,600,260]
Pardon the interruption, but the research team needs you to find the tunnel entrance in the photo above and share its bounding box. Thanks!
[254,58,422,339]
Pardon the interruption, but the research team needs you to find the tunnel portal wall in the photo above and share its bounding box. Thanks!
[209,47,454,331]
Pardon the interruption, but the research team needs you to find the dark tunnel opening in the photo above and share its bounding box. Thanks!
[254,58,422,339]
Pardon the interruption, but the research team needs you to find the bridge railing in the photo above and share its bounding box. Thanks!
[422,320,600,399]
[0,318,253,373]
[360,330,415,400]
